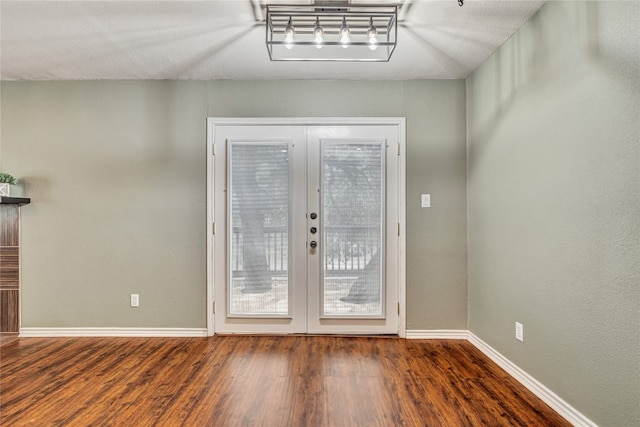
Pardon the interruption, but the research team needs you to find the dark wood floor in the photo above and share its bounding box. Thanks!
[0,336,570,426]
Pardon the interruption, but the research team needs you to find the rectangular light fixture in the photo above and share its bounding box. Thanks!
[266,4,398,62]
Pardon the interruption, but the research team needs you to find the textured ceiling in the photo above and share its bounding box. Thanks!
[0,0,546,80]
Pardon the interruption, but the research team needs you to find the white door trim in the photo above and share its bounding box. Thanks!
[206,117,406,337]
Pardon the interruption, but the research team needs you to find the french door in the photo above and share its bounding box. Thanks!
[209,119,404,334]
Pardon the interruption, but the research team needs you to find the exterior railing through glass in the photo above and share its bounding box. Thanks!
[231,224,379,276]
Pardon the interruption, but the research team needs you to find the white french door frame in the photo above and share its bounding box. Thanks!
[206,117,406,336]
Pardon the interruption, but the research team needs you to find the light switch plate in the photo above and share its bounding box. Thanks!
[421,194,431,208]
[515,322,524,342]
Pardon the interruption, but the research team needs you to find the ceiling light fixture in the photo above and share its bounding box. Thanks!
[339,17,350,48]
[367,16,378,51]
[265,4,397,62]
[313,17,324,48]
[284,16,295,49]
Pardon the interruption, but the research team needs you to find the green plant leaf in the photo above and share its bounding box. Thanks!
[0,173,17,185]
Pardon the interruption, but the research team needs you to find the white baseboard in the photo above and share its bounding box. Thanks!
[406,330,595,427]
[467,332,597,427]
[405,329,469,339]
[20,327,209,337]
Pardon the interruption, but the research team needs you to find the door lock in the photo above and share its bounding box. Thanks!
[309,240,318,249]
[310,226,317,234]
[310,212,317,220]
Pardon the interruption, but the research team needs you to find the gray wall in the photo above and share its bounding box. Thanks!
[0,80,468,330]
[467,2,639,426]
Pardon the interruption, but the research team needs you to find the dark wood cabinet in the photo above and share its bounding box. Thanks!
[0,197,30,345]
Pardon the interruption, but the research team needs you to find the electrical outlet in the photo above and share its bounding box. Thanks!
[421,194,431,208]
[515,322,524,342]
[130,294,139,308]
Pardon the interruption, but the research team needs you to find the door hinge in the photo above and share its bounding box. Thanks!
[212,222,216,235]
[398,303,400,315]
[212,143,216,156]
[398,223,400,236]
[397,143,401,156]
[213,301,216,313]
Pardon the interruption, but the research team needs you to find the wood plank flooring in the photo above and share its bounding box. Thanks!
[0,336,571,426]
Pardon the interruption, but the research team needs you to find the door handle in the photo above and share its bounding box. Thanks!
[309,240,318,249]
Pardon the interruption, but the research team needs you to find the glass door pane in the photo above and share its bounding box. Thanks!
[321,142,384,317]
[228,143,290,317]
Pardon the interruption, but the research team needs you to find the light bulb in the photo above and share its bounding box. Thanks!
[368,35,378,51]
[284,17,294,49]
[367,17,378,51]
[313,17,324,49]
[285,33,294,50]
[339,17,350,48]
